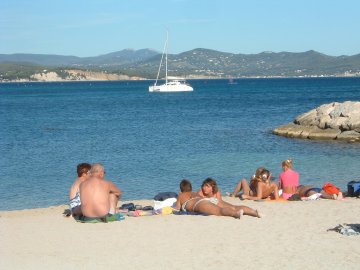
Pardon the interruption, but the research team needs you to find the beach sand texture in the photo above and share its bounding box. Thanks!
[1,197,359,270]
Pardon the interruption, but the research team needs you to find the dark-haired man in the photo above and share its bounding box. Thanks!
[69,163,91,216]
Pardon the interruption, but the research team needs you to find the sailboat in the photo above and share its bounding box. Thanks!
[149,32,193,92]
[227,75,238,85]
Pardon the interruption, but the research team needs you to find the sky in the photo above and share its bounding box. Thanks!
[1,0,359,57]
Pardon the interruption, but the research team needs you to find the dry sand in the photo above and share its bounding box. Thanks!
[1,197,359,270]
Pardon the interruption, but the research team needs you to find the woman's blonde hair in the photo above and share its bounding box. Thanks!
[282,159,293,169]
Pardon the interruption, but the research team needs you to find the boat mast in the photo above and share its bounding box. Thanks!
[154,32,168,86]
[165,31,168,85]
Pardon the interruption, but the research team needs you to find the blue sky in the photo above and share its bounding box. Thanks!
[1,0,359,57]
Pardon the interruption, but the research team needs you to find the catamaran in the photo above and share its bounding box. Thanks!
[149,32,193,92]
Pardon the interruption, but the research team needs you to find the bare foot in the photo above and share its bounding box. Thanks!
[337,192,343,200]
[237,209,244,219]
[239,194,246,200]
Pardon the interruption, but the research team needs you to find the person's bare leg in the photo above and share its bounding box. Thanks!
[320,190,334,199]
[218,201,260,218]
[296,185,313,197]
[236,205,261,218]
[196,202,242,218]
[219,207,243,218]
[217,200,237,209]
[228,178,251,197]
[109,193,119,214]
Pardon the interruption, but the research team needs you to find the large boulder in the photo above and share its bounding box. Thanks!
[273,101,360,142]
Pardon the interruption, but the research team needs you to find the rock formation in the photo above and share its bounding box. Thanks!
[273,101,360,142]
[29,69,143,82]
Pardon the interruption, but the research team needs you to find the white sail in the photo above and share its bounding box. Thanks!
[149,32,193,92]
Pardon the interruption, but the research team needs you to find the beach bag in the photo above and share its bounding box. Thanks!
[153,192,178,201]
[347,181,360,197]
[322,182,341,195]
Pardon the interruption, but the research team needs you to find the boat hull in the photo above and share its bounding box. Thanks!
[149,83,193,92]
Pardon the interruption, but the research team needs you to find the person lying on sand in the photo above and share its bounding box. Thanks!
[197,177,254,210]
[79,163,123,222]
[175,179,261,218]
[228,168,279,201]
[296,185,343,200]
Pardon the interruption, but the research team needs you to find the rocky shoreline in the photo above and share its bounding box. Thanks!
[0,69,145,83]
[273,101,360,142]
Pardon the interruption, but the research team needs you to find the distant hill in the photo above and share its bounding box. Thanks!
[0,48,159,67]
[1,48,360,81]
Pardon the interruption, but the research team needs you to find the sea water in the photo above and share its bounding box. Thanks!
[1,78,360,210]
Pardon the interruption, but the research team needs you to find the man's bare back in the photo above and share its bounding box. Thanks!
[80,163,122,218]
[80,177,112,217]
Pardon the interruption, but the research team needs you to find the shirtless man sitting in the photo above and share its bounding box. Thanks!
[79,163,123,222]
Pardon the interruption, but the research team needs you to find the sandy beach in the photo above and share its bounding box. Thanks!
[1,197,359,270]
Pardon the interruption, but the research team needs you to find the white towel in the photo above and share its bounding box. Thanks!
[153,197,177,210]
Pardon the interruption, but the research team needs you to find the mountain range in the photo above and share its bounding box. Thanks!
[1,48,360,81]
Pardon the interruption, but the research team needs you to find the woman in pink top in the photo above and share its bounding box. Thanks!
[279,159,299,200]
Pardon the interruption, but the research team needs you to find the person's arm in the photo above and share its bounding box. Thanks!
[174,193,183,210]
[69,182,76,200]
[175,198,181,210]
[196,189,204,197]
[278,175,282,189]
[108,181,122,198]
[215,190,223,201]
[272,182,279,200]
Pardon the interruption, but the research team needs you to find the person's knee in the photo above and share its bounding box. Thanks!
[109,193,119,200]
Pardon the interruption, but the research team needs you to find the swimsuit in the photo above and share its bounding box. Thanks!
[69,192,81,212]
[181,197,199,212]
[304,187,322,197]
[279,169,299,199]
[282,192,294,200]
[192,197,218,211]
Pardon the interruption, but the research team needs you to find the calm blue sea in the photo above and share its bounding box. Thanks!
[1,78,360,211]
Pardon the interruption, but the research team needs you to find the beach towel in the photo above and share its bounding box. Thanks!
[302,193,322,201]
[127,210,154,217]
[153,197,177,210]
[78,213,125,223]
[154,206,173,215]
[173,210,208,216]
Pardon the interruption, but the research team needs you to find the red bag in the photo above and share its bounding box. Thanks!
[322,182,341,195]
